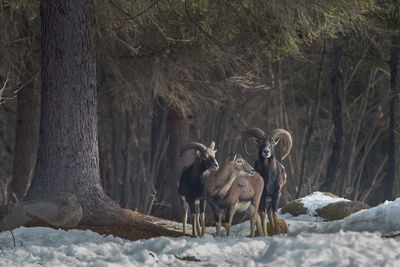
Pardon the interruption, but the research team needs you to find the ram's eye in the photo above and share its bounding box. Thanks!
[237,159,243,164]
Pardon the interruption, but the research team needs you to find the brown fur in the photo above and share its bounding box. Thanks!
[204,154,264,237]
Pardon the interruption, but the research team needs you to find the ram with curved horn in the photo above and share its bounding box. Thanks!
[242,127,292,235]
[178,141,219,237]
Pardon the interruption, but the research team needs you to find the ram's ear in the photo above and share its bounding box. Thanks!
[231,153,237,163]
[214,149,218,154]
[197,151,201,157]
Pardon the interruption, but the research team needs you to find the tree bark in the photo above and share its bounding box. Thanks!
[387,31,400,200]
[9,78,40,202]
[320,41,343,194]
[8,11,41,203]
[25,0,119,224]
[151,97,168,190]
[158,108,191,220]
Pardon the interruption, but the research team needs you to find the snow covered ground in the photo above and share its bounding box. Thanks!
[1,193,400,266]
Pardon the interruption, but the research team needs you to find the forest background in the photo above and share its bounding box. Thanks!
[0,0,399,221]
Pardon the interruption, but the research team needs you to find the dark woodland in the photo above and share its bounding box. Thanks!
[0,0,399,231]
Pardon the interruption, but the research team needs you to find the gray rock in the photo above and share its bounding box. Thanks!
[316,201,370,221]
[280,199,307,216]
[0,192,82,231]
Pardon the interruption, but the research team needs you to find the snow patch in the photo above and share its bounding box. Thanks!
[340,198,400,234]
[1,226,399,266]
[1,195,400,266]
[300,191,350,215]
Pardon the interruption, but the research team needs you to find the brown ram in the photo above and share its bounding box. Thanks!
[204,154,264,237]
[242,128,292,235]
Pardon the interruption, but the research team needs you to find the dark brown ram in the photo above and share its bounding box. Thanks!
[242,128,292,235]
[178,141,219,237]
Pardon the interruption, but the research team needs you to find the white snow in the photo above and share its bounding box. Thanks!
[299,191,350,215]
[1,195,400,266]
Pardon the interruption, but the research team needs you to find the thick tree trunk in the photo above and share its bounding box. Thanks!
[25,0,119,224]
[387,32,400,200]
[158,108,191,220]
[320,41,343,193]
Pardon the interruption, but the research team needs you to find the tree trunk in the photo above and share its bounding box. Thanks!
[151,97,168,190]
[9,78,40,202]
[8,12,41,203]
[158,108,191,220]
[320,41,343,193]
[109,100,126,205]
[25,0,119,224]
[387,31,400,200]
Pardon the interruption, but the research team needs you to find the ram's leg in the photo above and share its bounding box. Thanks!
[273,211,279,234]
[200,199,207,236]
[258,196,267,236]
[183,208,188,235]
[196,214,201,236]
[200,212,206,236]
[255,213,264,237]
[251,207,264,236]
[271,195,280,234]
[248,205,257,237]
[267,208,274,235]
[225,207,236,237]
[194,199,201,236]
[181,196,189,235]
[261,211,267,236]
[216,213,222,236]
[210,205,222,237]
[191,213,198,237]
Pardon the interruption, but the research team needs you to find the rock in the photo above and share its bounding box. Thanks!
[280,192,369,221]
[316,201,370,221]
[280,199,307,216]
[0,193,82,231]
[266,218,287,235]
[280,192,343,217]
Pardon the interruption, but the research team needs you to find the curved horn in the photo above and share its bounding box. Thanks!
[271,129,292,160]
[242,128,266,156]
[209,141,216,150]
[180,142,207,155]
